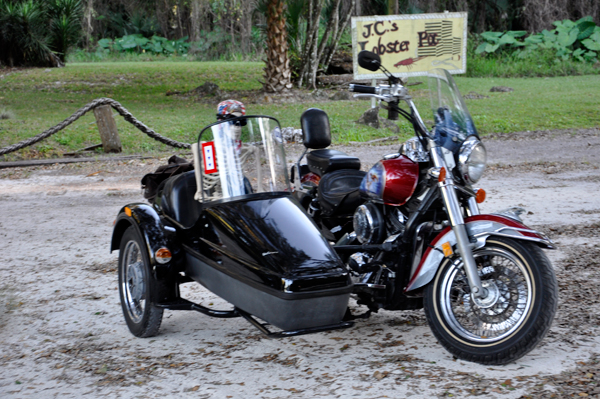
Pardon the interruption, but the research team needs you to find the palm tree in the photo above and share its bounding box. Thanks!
[48,0,83,62]
[0,0,61,67]
[263,0,292,93]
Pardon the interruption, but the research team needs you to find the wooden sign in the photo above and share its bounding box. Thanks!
[351,12,467,79]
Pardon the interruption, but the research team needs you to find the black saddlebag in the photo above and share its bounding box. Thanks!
[141,155,194,203]
[317,169,366,217]
[184,195,353,331]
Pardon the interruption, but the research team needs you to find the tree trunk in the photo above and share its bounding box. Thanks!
[190,0,201,42]
[388,0,398,15]
[263,0,292,93]
[83,0,94,50]
[298,0,324,89]
[317,0,341,64]
[298,0,354,88]
[322,0,354,71]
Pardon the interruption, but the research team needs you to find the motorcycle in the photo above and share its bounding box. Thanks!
[111,51,557,365]
[289,50,558,364]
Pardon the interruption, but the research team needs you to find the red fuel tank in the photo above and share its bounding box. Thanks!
[360,155,419,206]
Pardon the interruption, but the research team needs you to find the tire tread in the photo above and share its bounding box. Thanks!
[424,237,558,365]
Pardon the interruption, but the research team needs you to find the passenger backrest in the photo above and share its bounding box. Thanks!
[159,171,201,229]
[300,108,331,149]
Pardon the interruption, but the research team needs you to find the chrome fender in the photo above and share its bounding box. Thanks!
[404,214,555,293]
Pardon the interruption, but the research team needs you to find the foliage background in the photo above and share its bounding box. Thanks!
[2,0,600,67]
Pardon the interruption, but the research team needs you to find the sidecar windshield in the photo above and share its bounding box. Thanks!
[197,116,290,202]
[428,69,479,153]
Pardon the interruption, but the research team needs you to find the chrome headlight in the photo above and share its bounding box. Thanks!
[458,137,487,184]
[353,203,384,244]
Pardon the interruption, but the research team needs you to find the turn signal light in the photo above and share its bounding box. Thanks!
[438,167,447,182]
[441,242,453,257]
[475,188,486,203]
[155,248,172,264]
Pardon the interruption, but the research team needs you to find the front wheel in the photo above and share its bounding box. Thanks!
[118,226,165,337]
[424,237,557,365]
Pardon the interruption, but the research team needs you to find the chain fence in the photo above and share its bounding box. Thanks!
[0,98,191,156]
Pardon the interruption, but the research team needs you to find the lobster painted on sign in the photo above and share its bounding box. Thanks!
[394,56,428,69]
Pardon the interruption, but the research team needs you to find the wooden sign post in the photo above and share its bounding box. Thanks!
[93,105,122,153]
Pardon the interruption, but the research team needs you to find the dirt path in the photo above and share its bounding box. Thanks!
[1,129,600,398]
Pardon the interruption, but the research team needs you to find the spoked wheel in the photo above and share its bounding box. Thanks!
[118,226,165,337]
[424,237,557,365]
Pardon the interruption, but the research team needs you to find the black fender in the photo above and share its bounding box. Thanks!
[111,203,179,280]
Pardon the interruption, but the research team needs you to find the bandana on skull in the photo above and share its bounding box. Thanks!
[217,100,246,120]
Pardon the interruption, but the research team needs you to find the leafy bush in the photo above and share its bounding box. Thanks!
[475,17,600,63]
[47,0,83,62]
[90,25,266,62]
[0,0,56,66]
[0,0,82,67]
[97,34,190,57]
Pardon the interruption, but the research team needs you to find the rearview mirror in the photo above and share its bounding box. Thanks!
[358,51,381,72]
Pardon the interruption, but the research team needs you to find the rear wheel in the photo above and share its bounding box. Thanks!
[118,226,165,337]
[424,237,557,365]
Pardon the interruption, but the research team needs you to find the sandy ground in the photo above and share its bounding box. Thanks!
[1,128,600,398]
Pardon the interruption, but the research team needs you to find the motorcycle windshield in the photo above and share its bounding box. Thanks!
[197,116,290,202]
[428,69,479,153]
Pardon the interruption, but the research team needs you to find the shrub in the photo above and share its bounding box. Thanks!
[97,34,191,57]
[47,0,83,62]
[0,0,57,67]
[475,17,600,64]
[0,0,83,67]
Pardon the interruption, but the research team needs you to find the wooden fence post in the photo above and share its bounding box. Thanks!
[93,105,122,153]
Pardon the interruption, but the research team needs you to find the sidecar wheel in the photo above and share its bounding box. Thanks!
[423,237,557,365]
[118,226,165,337]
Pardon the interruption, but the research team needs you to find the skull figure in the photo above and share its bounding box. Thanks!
[217,99,246,142]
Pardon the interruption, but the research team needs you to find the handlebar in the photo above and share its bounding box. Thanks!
[349,84,376,94]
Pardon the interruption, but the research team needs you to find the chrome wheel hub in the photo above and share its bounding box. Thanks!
[127,261,145,302]
[472,280,500,309]
[121,240,147,323]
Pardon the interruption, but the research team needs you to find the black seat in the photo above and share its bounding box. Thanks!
[306,149,361,176]
[158,171,201,229]
[317,169,366,216]
[300,108,360,177]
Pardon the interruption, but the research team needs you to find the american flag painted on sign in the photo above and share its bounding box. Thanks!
[418,20,462,58]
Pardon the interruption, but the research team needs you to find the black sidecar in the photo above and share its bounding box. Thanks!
[111,116,353,338]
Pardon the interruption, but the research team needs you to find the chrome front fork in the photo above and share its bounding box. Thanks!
[430,145,486,298]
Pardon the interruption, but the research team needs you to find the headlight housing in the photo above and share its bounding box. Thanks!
[353,203,384,244]
[458,137,487,184]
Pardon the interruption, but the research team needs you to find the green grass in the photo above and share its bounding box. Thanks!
[0,61,599,160]
[454,75,600,132]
